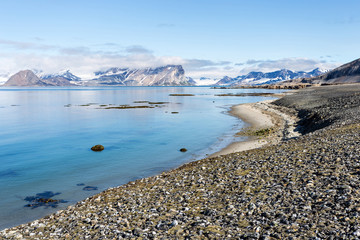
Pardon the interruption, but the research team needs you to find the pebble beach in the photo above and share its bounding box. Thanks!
[1,84,360,239]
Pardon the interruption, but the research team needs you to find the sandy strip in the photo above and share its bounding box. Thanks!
[210,100,299,157]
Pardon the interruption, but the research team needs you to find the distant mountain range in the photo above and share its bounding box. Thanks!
[282,58,360,85]
[87,65,194,86]
[214,68,328,86]
[3,70,48,87]
[2,65,195,87]
[2,58,360,87]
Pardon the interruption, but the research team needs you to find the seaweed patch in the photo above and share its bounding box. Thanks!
[24,191,68,209]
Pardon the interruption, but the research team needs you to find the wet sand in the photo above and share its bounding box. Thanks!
[211,99,299,157]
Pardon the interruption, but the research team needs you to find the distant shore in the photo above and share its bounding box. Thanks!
[2,84,360,239]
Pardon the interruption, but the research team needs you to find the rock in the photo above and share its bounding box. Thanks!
[180,148,187,152]
[23,191,67,209]
[91,145,104,151]
[82,186,98,191]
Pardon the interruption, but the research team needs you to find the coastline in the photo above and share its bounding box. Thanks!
[1,84,360,238]
[0,96,298,230]
[211,98,300,157]
[0,91,291,231]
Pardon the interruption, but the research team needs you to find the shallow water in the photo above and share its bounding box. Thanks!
[0,86,284,229]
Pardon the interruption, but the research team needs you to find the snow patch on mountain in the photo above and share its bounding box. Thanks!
[214,68,329,86]
[39,70,81,82]
[192,77,219,86]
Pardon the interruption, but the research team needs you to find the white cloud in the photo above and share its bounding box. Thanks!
[237,58,340,75]
[0,39,342,80]
[0,51,187,80]
[0,39,56,51]
[125,45,153,54]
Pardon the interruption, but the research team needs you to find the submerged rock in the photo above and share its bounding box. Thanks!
[91,145,104,152]
[82,186,98,191]
[24,191,67,209]
[180,148,188,152]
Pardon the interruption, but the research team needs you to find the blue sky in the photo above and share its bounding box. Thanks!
[0,0,359,80]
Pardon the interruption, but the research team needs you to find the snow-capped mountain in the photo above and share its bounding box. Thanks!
[88,65,194,86]
[284,58,360,84]
[2,65,195,87]
[40,70,81,82]
[36,70,81,86]
[3,70,79,87]
[0,73,9,84]
[215,68,329,86]
[3,70,49,86]
[193,77,220,86]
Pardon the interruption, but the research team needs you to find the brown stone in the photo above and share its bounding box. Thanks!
[91,145,104,152]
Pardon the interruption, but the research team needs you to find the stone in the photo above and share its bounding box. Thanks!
[82,186,98,191]
[91,145,104,152]
[180,148,187,152]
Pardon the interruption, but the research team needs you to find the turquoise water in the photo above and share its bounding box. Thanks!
[0,86,283,229]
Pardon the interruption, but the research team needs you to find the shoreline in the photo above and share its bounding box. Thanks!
[1,97,298,231]
[1,84,360,238]
[211,98,300,157]
[0,96,295,231]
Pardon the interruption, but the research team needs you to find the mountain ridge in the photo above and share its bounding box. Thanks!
[88,65,193,86]
[2,65,195,87]
[3,70,50,86]
[3,58,360,87]
[279,58,360,85]
[215,68,328,86]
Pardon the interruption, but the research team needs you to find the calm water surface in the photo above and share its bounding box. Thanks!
[0,86,284,229]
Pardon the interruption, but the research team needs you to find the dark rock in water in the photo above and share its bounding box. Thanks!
[83,186,98,191]
[0,169,18,178]
[148,101,169,105]
[171,112,179,114]
[91,145,104,151]
[180,148,188,152]
[169,94,195,96]
[24,191,67,209]
[76,183,85,186]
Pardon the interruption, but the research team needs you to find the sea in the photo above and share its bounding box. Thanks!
[0,86,284,229]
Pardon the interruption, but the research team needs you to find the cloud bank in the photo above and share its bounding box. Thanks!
[0,39,341,81]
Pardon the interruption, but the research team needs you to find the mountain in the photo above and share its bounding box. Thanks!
[41,70,81,82]
[88,65,193,86]
[39,70,80,86]
[215,76,233,85]
[0,73,10,84]
[186,77,197,85]
[192,77,220,86]
[1,65,194,87]
[215,68,328,86]
[3,70,49,86]
[308,58,360,84]
[3,70,79,87]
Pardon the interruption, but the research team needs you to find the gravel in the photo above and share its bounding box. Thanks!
[1,84,360,239]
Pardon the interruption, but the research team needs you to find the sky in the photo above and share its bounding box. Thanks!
[0,0,359,81]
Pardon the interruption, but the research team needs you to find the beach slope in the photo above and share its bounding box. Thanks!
[1,84,360,239]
